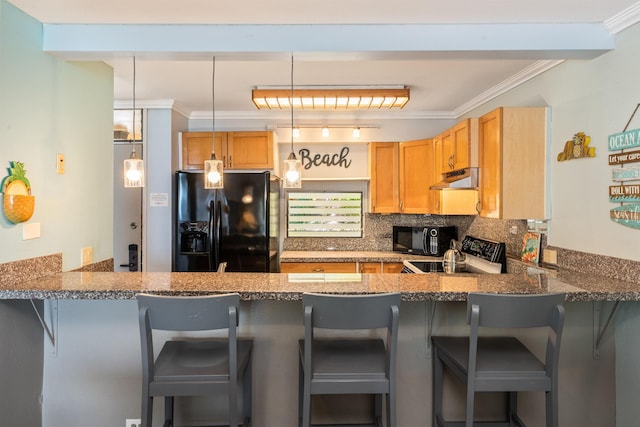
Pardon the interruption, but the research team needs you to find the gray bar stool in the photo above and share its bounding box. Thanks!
[299,292,401,427]
[136,293,252,427]
[432,292,566,427]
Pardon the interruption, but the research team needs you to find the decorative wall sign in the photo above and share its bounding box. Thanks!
[610,204,640,229]
[298,146,353,170]
[608,128,640,151]
[557,132,595,161]
[278,142,368,180]
[608,149,640,165]
[612,165,640,182]
[1,161,35,224]
[608,103,640,229]
[609,184,640,203]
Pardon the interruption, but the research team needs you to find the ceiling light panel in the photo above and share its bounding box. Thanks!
[252,88,410,110]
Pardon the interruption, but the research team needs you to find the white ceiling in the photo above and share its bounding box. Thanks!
[8,0,640,120]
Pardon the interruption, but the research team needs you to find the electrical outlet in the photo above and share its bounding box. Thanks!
[125,419,141,427]
[81,246,93,266]
[543,248,558,265]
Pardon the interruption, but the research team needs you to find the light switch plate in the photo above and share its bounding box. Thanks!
[543,248,557,265]
[81,246,93,266]
[22,222,41,240]
[56,153,65,174]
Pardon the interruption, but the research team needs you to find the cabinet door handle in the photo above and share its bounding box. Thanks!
[229,155,232,168]
[399,200,404,211]
[312,268,324,272]
[476,201,481,214]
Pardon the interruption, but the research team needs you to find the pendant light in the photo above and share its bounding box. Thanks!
[123,56,145,188]
[204,56,224,189]
[283,55,302,189]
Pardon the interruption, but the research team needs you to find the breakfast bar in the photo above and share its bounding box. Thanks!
[0,266,632,427]
[3,263,639,302]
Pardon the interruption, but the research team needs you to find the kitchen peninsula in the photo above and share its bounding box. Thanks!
[0,258,632,427]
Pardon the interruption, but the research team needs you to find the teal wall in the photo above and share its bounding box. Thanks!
[0,0,114,270]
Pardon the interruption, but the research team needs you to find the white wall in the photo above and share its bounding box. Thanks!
[144,109,174,271]
[0,0,114,270]
[465,23,640,261]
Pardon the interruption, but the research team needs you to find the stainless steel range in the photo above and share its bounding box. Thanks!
[401,235,506,274]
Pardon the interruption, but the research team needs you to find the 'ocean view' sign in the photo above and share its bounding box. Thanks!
[608,128,640,151]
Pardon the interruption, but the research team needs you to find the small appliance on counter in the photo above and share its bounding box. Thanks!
[392,225,457,257]
[402,235,506,274]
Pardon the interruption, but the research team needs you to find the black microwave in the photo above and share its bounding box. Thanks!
[392,226,457,257]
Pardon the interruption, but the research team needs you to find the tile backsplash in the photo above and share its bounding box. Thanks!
[283,214,526,255]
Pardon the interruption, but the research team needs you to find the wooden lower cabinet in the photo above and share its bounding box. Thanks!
[382,262,404,273]
[280,262,357,273]
[360,262,404,273]
[281,261,404,273]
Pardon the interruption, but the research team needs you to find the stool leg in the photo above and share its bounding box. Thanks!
[509,392,517,426]
[302,370,312,427]
[141,391,152,427]
[243,359,252,426]
[433,347,444,427]
[388,389,396,427]
[164,396,174,427]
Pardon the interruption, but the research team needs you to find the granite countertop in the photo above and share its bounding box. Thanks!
[2,267,639,302]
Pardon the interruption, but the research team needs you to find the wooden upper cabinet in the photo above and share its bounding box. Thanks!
[181,132,225,170]
[428,137,443,214]
[369,140,431,214]
[399,139,431,213]
[442,118,477,172]
[440,129,454,171]
[181,131,274,170]
[226,131,274,169]
[369,142,400,213]
[478,107,548,219]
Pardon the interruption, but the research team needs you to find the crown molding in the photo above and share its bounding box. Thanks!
[454,59,564,117]
[604,2,640,34]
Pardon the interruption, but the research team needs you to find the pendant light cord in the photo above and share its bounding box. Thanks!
[131,56,136,153]
[211,56,216,158]
[290,54,294,154]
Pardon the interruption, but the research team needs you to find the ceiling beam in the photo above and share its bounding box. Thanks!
[43,23,614,61]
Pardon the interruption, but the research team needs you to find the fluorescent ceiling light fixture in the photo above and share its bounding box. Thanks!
[252,87,410,110]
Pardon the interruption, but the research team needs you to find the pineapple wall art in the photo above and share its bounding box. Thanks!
[1,161,35,224]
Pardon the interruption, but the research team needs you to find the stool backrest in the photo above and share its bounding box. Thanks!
[137,293,240,331]
[302,292,401,330]
[467,293,565,329]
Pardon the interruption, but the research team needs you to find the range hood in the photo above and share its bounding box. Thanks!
[430,168,478,189]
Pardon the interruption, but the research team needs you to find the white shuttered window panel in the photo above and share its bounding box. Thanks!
[287,192,362,237]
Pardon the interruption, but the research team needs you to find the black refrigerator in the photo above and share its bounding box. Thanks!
[174,171,280,272]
